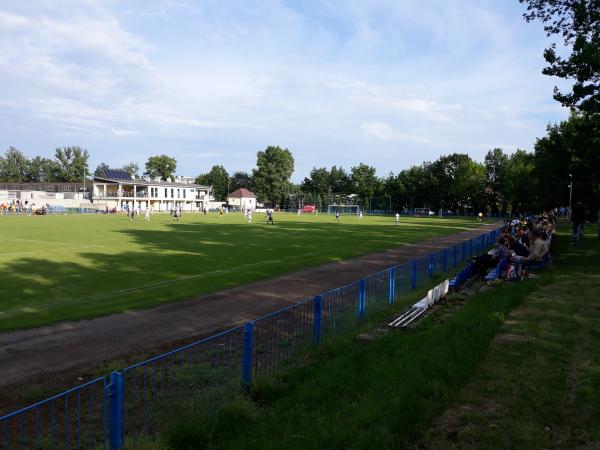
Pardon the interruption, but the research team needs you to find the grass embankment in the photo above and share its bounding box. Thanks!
[422,229,600,449]
[154,231,599,450]
[0,213,480,331]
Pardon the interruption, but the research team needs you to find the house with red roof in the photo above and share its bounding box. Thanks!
[227,188,257,210]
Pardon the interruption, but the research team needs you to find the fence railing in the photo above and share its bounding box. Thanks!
[0,227,501,449]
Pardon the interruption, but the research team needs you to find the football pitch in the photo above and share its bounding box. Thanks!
[0,212,482,332]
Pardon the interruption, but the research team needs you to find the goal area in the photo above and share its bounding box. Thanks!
[414,208,431,216]
[328,204,360,214]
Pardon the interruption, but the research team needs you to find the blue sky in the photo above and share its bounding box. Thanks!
[0,0,570,181]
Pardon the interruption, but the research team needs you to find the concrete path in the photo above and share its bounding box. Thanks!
[0,223,499,390]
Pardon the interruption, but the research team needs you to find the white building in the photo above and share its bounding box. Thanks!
[227,188,257,210]
[93,170,210,212]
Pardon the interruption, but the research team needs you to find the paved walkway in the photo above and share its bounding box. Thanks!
[0,223,499,390]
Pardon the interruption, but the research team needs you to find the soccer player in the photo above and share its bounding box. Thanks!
[359,210,363,220]
[477,212,483,222]
[395,212,400,225]
[266,209,274,224]
[335,211,340,223]
[144,207,150,221]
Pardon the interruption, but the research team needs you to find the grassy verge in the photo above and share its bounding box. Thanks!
[151,256,545,449]
[421,230,600,449]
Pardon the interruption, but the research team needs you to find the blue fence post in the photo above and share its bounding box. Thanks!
[411,260,417,290]
[109,371,124,449]
[358,279,366,319]
[453,244,457,267]
[470,239,474,257]
[313,296,322,344]
[443,248,448,272]
[388,267,395,305]
[462,241,467,261]
[428,254,434,277]
[242,322,254,385]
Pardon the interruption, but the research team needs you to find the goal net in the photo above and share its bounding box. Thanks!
[414,208,431,216]
[328,204,360,215]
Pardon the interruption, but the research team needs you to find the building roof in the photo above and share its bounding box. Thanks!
[228,188,256,198]
[93,176,209,189]
[95,169,132,180]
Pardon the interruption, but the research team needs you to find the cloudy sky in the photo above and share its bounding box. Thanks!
[0,0,570,180]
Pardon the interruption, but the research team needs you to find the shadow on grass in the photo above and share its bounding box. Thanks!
[0,219,477,332]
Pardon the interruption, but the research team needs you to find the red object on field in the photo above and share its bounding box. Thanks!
[302,204,316,213]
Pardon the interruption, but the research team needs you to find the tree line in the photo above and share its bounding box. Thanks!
[1,113,597,215]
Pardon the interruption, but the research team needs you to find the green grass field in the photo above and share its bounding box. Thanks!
[0,212,481,332]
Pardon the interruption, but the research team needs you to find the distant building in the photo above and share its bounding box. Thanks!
[227,188,257,210]
[0,182,90,209]
[93,169,210,212]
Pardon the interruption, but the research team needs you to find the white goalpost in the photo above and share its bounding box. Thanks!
[327,204,360,215]
[414,208,431,216]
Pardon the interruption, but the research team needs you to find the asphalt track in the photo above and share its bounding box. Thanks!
[0,222,499,395]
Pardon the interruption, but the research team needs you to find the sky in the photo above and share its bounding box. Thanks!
[0,0,571,181]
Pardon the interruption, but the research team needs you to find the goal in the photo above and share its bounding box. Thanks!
[414,208,431,216]
[328,204,360,215]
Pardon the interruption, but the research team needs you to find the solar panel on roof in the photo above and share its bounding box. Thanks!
[97,169,132,180]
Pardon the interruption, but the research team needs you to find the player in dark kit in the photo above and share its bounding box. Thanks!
[266,210,274,225]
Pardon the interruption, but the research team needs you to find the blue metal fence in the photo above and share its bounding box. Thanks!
[1,228,501,449]
[0,377,107,450]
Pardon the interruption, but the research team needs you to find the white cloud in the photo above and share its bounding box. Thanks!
[0,0,570,178]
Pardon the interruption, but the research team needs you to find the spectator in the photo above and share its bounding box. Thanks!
[570,201,586,244]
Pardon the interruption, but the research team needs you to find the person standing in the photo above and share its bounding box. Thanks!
[395,212,400,226]
[335,211,340,223]
[145,207,150,221]
[266,209,274,225]
[570,201,586,244]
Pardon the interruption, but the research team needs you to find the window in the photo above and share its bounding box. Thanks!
[164,188,168,198]
[183,189,186,199]
[177,189,180,199]
[171,188,174,198]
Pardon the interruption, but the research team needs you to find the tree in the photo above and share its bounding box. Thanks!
[252,146,295,206]
[484,148,510,213]
[428,154,486,212]
[302,167,333,206]
[195,165,229,201]
[27,156,60,182]
[533,112,600,213]
[0,147,29,182]
[329,166,352,203]
[350,163,380,209]
[94,162,110,176]
[505,149,537,215]
[520,0,600,113]
[121,162,139,178]
[229,171,253,192]
[144,155,177,181]
[54,147,90,182]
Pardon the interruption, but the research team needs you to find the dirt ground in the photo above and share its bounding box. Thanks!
[0,223,499,412]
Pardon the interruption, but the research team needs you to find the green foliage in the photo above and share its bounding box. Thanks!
[229,171,253,192]
[0,147,29,182]
[94,162,110,176]
[252,146,295,206]
[533,112,600,214]
[521,0,600,113]
[484,148,510,213]
[54,146,90,182]
[350,163,380,207]
[195,165,229,201]
[144,154,177,181]
[121,162,139,177]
